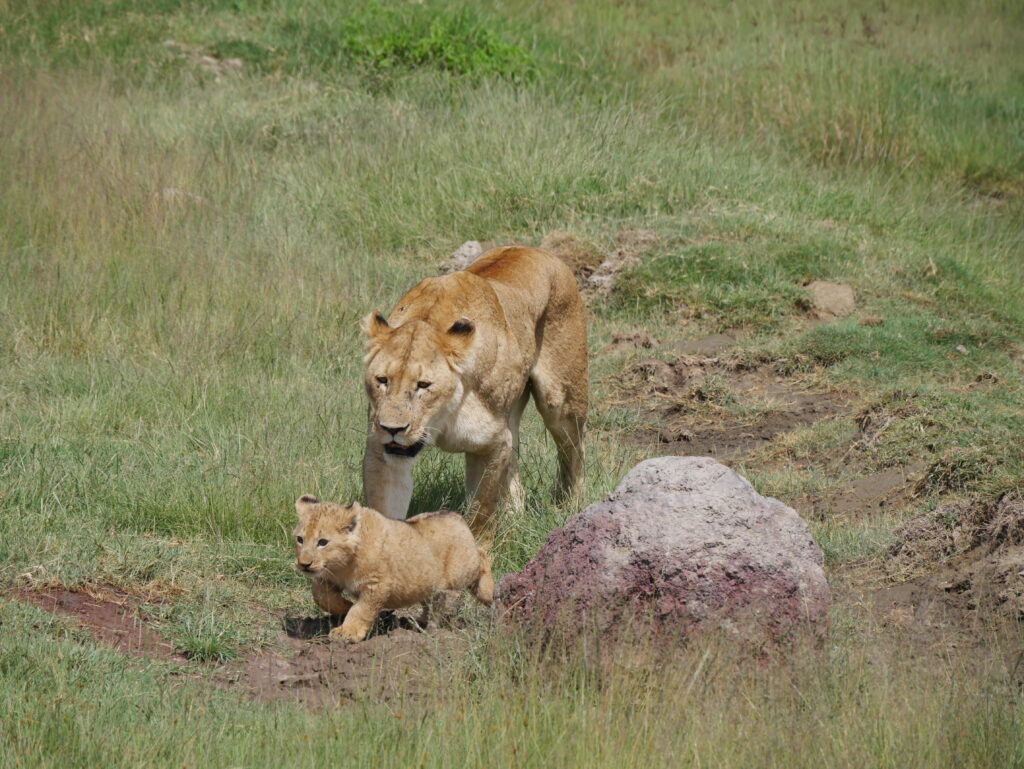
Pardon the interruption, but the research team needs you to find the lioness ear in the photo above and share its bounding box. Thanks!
[295,495,319,515]
[447,317,474,335]
[362,311,391,340]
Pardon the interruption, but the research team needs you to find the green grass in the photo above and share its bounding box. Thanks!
[1,0,1023,766]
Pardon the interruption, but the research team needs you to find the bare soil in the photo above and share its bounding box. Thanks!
[610,334,1023,654]
[8,584,479,707]
[618,350,849,460]
[13,584,186,661]
[803,466,923,522]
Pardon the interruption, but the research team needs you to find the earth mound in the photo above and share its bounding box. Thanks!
[496,456,830,647]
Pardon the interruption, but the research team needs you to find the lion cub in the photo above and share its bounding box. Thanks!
[293,495,494,642]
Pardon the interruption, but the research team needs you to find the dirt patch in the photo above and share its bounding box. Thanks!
[11,584,186,661]
[803,466,923,521]
[10,584,481,708]
[240,612,471,707]
[606,329,656,352]
[888,492,1024,578]
[618,352,849,461]
[832,492,1024,653]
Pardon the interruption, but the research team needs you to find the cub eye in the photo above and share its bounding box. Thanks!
[295,536,303,544]
[375,376,388,386]
[416,381,432,390]
[317,539,329,547]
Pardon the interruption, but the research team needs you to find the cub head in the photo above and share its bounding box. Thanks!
[361,312,474,458]
[293,495,361,576]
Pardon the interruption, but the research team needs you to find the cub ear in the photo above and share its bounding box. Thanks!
[447,317,474,335]
[295,495,319,514]
[362,311,391,340]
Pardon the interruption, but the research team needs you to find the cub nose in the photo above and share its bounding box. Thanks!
[381,423,409,438]
[298,561,313,571]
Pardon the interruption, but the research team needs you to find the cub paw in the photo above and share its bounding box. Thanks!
[329,625,364,643]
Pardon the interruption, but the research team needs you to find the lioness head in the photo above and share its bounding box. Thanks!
[362,311,474,458]
[293,495,361,576]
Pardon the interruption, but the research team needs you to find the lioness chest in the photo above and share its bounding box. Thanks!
[433,389,511,454]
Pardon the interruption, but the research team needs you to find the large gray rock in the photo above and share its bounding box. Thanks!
[496,457,829,646]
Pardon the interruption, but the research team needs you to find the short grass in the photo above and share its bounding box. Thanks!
[1,0,1023,766]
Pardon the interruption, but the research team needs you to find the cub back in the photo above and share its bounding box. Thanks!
[405,510,485,589]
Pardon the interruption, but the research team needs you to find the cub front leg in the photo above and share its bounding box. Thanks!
[362,436,415,519]
[330,590,385,643]
[311,578,352,618]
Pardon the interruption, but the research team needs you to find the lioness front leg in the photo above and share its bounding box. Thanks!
[465,435,514,537]
[311,578,352,618]
[362,437,415,519]
[330,591,385,643]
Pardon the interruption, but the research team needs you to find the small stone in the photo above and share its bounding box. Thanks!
[955,344,970,355]
[806,280,855,319]
[441,241,485,272]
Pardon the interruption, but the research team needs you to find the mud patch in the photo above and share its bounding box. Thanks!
[241,614,471,707]
[841,492,1024,650]
[11,586,483,707]
[12,585,185,661]
[888,492,1024,577]
[804,466,923,521]
[842,544,1024,655]
[619,354,849,461]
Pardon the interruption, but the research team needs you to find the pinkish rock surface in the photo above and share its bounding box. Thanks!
[496,457,829,646]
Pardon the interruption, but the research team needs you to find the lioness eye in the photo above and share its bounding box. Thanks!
[295,536,303,544]
[317,538,329,547]
[375,376,388,386]
[416,381,431,390]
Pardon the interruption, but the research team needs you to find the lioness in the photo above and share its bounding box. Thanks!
[362,246,587,535]
[293,495,493,642]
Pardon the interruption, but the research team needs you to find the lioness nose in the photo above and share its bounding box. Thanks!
[381,423,409,438]
[298,561,312,571]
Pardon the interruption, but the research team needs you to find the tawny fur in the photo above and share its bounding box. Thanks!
[293,496,494,643]
[362,246,588,535]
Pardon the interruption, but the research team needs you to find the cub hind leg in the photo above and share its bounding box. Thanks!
[472,548,494,606]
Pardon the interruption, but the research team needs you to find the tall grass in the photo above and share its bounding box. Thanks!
[2,597,1022,769]
[1,0,1023,765]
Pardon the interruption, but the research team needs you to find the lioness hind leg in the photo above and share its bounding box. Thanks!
[530,284,587,503]
[531,370,586,503]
